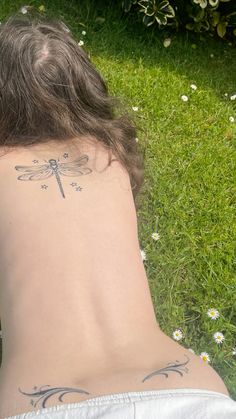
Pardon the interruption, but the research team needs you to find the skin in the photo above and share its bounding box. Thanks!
[0,138,230,417]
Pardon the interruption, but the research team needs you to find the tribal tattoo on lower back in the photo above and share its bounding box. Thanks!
[18,355,190,409]
[18,385,90,409]
[141,354,190,382]
[14,153,92,199]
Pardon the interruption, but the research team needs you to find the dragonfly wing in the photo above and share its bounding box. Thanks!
[15,163,49,172]
[57,155,92,177]
[15,165,53,181]
[58,167,92,177]
[61,155,89,165]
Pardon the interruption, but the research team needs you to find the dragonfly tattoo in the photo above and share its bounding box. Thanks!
[14,155,92,198]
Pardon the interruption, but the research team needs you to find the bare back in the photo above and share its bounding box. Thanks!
[0,137,229,418]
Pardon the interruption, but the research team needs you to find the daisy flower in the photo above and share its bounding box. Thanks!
[181,95,188,102]
[140,249,146,261]
[132,106,139,111]
[151,232,160,241]
[200,352,210,363]
[190,84,197,90]
[78,40,84,46]
[229,116,235,123]
[213,332,225,344]
[20,6,28,14]
[82,30,86,36]
[173,329,183,341]
[207,308,220,320]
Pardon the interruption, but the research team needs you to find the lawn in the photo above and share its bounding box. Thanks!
[0,0,235,399]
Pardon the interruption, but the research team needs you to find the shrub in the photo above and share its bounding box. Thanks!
[122,0,236,42]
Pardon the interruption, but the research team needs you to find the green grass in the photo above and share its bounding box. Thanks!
[0,0,236,399]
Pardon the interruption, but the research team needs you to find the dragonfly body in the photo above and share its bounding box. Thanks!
[15,155,92,198]
[48,159,66,198]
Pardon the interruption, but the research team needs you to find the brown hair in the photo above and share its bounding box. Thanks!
[0,12,146,209]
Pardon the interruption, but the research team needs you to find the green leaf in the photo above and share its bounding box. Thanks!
[217,21,227,37]
[95,17,105,24]
[211,11,220,27]
[122,0,133,12]
[143,14,155,26]
[155,13,168,25]
[194,8,205,22]
[186,23,195,30]
[145,4,155,16]
[209,0,219,6]
[160,3,175,19]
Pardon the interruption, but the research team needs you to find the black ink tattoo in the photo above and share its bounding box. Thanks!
[142,354,190,382]
[14,155,92,199]
[18,385,90,409]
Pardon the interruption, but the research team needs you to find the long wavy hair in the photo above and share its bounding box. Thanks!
[0,11,146,209]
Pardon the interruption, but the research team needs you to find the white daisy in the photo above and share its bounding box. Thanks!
[173,329,183,341]
[181,95,188,102]
[229,116,235,123]
[78,40,84,46]
[224,93,228,97]
[230,94,236,100]
[190,84,197,90]
[200,352,210,363]
[151,232,160,241]
[213,332,225,344]
[232,347,236,356]
[132,106,139,111]
[140,249,146,261]
[135,137,139,142]
[20,6,28,14]
[163,38,171,48]
[207,308,220,320]
[82,30,86,36]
